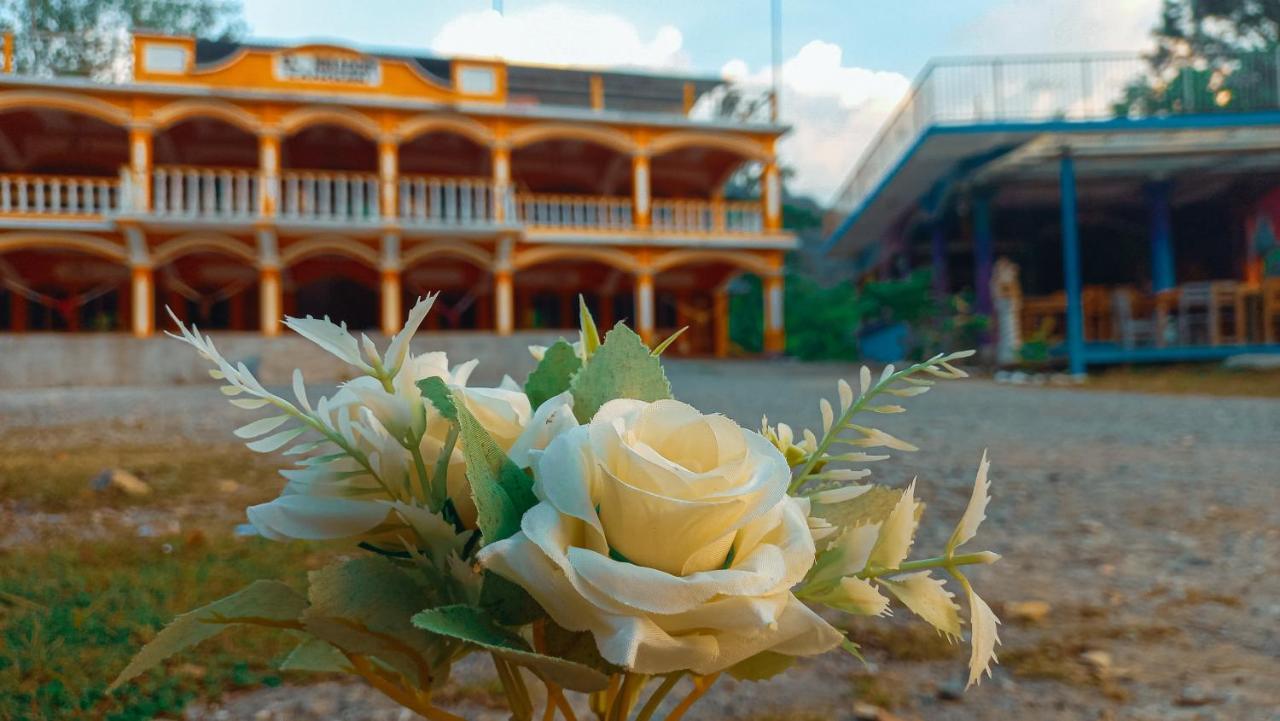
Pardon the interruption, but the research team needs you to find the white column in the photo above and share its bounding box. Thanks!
[493,143,510,222]
[129,126,152,213]
[635,270,655,344]
[256,227,282,335]
[764,272,785,354]
[632,153,650,229]
[763,161,781,231]
[379,138,398,220]
[258,133,280,217]
[380,232,402,336]
[124,225,152,337]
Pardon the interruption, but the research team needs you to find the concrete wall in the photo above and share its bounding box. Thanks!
[0,331,568,388]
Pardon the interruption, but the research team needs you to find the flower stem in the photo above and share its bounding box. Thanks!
[857,551,998,580]
[607,672,647,721]
[663,673,718,721]
[634,673,682,721]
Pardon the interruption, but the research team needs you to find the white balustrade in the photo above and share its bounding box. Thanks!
[652,199,763,234]
[398,175,498,225]
[280,170,380,222]
[516,194,633,229]
[0,173,119,216]
[152,166,257,218]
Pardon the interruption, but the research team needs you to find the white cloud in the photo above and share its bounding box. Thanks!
[722,41,910,203]
[960,0,1159,54]
[429,4,687,69]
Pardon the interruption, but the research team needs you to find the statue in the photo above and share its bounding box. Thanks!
[991,257,1022,365]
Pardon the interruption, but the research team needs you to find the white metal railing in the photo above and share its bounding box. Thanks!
[152,166,258,218]
[517,194,633,229]
[398,175,501,224]
[831,50,1280,218]
[280,170,381,222]
[651,199,763,233]
[0,173,120,216]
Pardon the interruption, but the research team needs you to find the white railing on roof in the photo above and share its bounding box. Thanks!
[831,50,1280,219]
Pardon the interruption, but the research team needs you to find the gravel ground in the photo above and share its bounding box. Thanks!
[4,358,1279,720]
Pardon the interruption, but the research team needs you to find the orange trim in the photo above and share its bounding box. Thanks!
[2,32,12,74]
[590,75,605,111]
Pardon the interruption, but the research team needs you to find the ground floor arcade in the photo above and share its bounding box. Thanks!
[0,228,787,356]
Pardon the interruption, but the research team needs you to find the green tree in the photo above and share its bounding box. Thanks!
[1116,0,1280,116]
[0,0,246,79]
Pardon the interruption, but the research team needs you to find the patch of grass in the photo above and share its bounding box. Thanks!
[0,440,277,512]
[848,671,904,709]
[0,534,335,721]
[842,618,961,662]
[1082,364,1280,398]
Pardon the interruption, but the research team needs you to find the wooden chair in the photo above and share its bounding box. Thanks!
[1021,291,1066,343]
[1082,285,1112,341]
[1263,277,1280,344]
[1113,287,1157,349]
[1177,281,1214,346]
[1209,281,1243,345]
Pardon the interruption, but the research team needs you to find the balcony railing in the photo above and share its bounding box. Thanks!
[832,50,1280,218]
[652,199,763,234]
[399,175,502,225]
[516,194,633,230]
[0,173,120,216]
[153,166,258,218]
[280,170,381,223]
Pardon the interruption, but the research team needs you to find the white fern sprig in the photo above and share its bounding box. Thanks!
[788,350,974,494]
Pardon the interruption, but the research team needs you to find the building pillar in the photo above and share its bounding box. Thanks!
[764,273,785,355]
[131,266,154,337]
[712,288,729,358]
[257,227,282,336]
[930,220,949,297]
[129,126,152,212]
[379,232,401,336]
[379,138,398,220]
[258,133,280,217]
[1060,152,1085,375]
[1145,180,1175,292]
[972,190,994,315]
[492,144,511,222]
[632,153,651,229]
[495,270,514,336]
[762,161,782,231]
[635,271,655,344]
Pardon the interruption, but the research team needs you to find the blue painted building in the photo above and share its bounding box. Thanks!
[825,53,1280,372]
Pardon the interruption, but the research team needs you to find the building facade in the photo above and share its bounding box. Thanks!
[0,32,791,355]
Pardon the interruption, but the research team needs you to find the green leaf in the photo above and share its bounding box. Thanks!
[412,605,610,692]
[649,326,687,356]
[110,580,307,691]
[303,557,450,687]
[279,637,351,673]
[417,377,537,543]
[810,485,903,530]
[569,322,672,423]
[524,339,582,411]
[579,296,601,359]
[727,651,795,681]
[479,571,545,627]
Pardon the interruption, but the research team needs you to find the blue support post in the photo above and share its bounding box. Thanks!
[930,220,949,296]
[1060,153,1086,375]
[1145,180,1175,292]
[972,190,994,315]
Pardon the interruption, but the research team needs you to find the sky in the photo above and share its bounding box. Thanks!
[241,0,1164,203]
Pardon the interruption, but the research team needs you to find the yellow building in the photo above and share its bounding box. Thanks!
[0,32,792,354]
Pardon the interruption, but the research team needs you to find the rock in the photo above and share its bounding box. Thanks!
[233,523,260,537]
[90,468,151,497]
[1079,650,1112,675]
[1176,684,1224,707]
[1005,600,1051,624]
[846,702,905,721]
[936,678,966,701]
[216,479,241,494]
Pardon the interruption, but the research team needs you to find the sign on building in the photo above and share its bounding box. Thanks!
[274,51,380,86]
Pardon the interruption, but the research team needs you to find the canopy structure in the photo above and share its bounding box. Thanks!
[825,53,1280,372]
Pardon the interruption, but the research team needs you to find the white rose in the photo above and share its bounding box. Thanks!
[247,352,531,537]
[477,398,843,675]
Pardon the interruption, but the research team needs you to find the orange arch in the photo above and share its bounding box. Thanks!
[402,240,492,270]
[149,100,262,134]
[0,90,130,127]
[513,245,641,274]
[152,232,257,266]
[277,107,382,141]
[508,123,636,154]
[280,235,380,268]
[0,231,127,261]
[648,131,771,162]
[650,248,775,276]
[395,115,494,147]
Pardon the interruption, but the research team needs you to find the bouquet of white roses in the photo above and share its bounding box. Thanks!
[111,294,1001,721]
